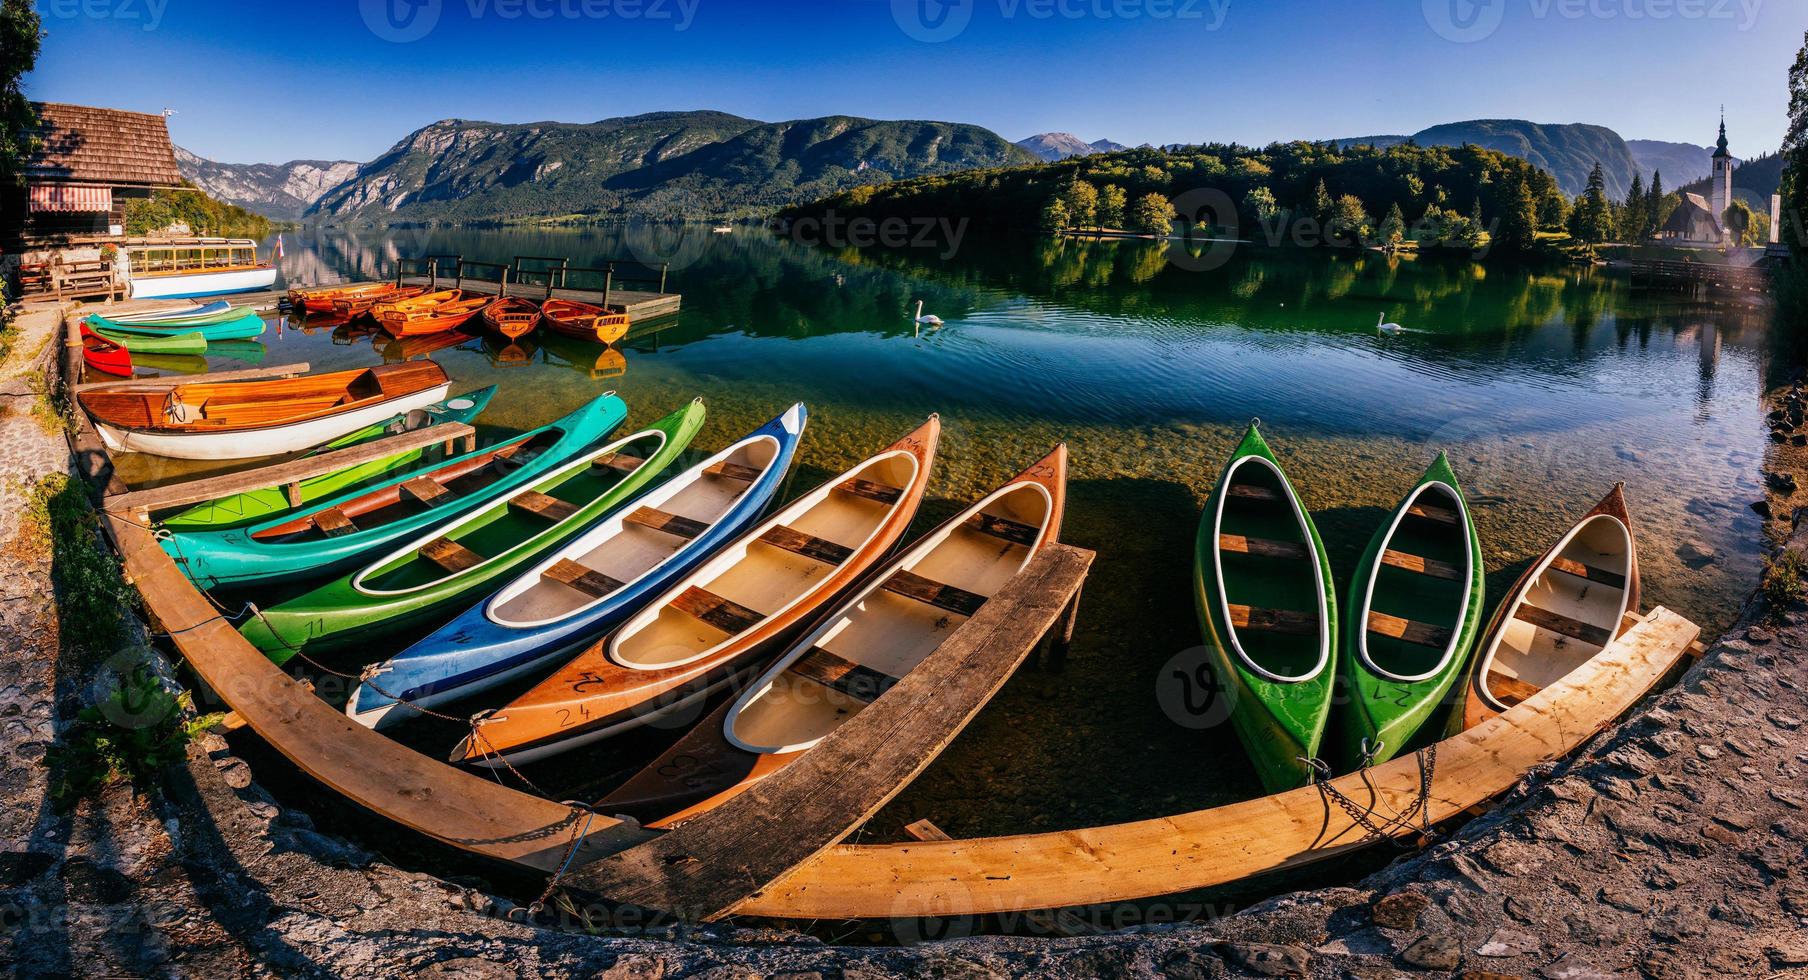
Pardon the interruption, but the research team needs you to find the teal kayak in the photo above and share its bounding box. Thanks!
[87,312,267,341]
[85,324,207,355]
[238,399,705,664]
[161,394,630,590]
[158,385,499,532]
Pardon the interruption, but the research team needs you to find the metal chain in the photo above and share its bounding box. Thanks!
[1301,741,1441,848]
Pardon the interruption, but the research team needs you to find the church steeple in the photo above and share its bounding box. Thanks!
[1714,107,1731,159]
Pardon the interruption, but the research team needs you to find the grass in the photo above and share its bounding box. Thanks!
[23,474,131,660]
[1762,548,1808,614]
[45,667,222,810]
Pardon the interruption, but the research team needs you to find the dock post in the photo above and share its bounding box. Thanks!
[1048,581,1085,663]
[601,268,613,309]
[659,262,668,294]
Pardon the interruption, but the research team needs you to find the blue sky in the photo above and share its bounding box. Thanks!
[23,0,1801,164]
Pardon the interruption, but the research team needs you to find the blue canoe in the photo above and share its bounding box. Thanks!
[86,311,268,341]
[345,402,808,729]
[161,394,630,589]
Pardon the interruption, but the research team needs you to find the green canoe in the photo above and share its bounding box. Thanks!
[86,324,207,355]
[159,385,499,532]
[240,399,706,664]
[86,312,267,342]
[1337,452,1484,769]
[1193,423,1339,794]
[99,305,260,328]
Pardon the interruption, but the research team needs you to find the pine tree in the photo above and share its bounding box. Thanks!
[1380,203,1406,248]
[1782,30,1808,248]
[1312,180,1335,226]
[1623,173,1647,244]
[1647,171,1667,237]
[1572,162,1616,245]
[1496,172,1540,254]
[0,0,43,185]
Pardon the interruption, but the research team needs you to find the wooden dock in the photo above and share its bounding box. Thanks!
[1628,259,1773,295]
[391,254,681,321]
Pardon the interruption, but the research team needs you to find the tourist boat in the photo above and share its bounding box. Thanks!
[289,282,395,313]
[590,444,1064,826]
[238,400,707,664]
[77,362,452,461]
[1458,484,1640,732]
[80,329,133,377]
[377,290,490,337]
[160,395,630,590]
[1194,423,1338,794]
[85,312,267,342]
[83,323,206,356]
[122,240,277,300]
[481,296,541,339]
[337,285,428,320]
[157,386,498,532]
[1338,452,1485,768]
[540,299,630,345]
[348,405,816,730]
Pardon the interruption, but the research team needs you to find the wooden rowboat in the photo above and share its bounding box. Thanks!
[592,443,1063,827]
[77,361,452,461]
[289,282,395,313]
[481,296,540,339]
[540,299,630,345]
[1194,423,1337,794]
[1338,452,1485,768]
[338,285,428,319]
[80,328,133,378]
[1458,484,1639,732]
[378,290,490,337]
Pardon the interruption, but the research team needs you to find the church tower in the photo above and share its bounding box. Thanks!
[1711,109,1734,247]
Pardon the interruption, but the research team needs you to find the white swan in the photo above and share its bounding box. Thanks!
[1377,312,1405,334]
[914,301,943,327]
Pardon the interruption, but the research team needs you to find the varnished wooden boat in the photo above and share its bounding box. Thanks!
[78,361,452,460]
[481,296,540,339]
[289,282,395,313]
[540,298,630,345]
[591,444,1064,825]
[80,328,133,377]
[377,290,489,337]
[1458,484,1640,731]
[339,284,428,319]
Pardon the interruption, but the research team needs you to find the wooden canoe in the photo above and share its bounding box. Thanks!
[540,299,630,345]
[593,443,1064,827]
[80,328,134,378]
[1194,424,1337,794]
[338,284,428,319]
[378,290,490,337]
[1338,452,1485,768]
[77,361,452,460]
[481,296,541,339]
[1458,484,1640,731]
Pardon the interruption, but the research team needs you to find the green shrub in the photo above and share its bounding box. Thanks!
[46,667,222,809]
[25,474,130,656]
[1763,548,1808,612]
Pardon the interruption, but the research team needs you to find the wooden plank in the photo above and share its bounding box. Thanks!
[1228,603,1318,636]
[836,478,904,504]
[73,361,310,393]
[725,607,1696,918]
[1514,605,1613,646]
[509,490,580,523]
[544,559,625,599]
[669,586,766,635]
[103,423,475,516]
[625,506,708,540]
[901,819,1095,937]
[313,507,357,537]
[401,476,453,506]
[704,460,764,483]
[758,525,854,566]
[1405,502,1460,526]
[1220,533,1308,561]
[419,537,484,574]
[571,544,1094,918]
[594,453,646,473]
[1367,610,1453,648]
[883,569,988,617]
[786,646,900,703]
[97,511,656,870]
[1548,556,1627,590]
[965,512,1041,546]
[1381,548,1463,582]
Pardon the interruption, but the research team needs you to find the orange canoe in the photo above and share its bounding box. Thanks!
[594,445,1069,828]
[451,416,944,767]
[540,298,630,345]
[377,290,490,337]
[481,296,541,339]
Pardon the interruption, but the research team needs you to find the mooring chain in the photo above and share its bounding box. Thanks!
[1302,740,1441,848]
[526,803,598,918]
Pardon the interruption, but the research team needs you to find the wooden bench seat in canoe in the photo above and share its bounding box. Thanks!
[1219,533,1308,561]
[625,507,709,540]
[786,646,901,704]
[835,478,904,504]
[704,460,764,483]
[593,453,646,473]
[543,559,625,599]
[509,490,581,523]
[420,537,485,574]
[1367,610,1453,648]
[1228,603,1318,636]
[757,526,855,566]
[1226,483,1284,503]
[1404,502,1461,526]
[312,507,358,537]
[882,569,988,617]
[964,512,1041,546]
[1380,548,1463,581]
[1485,670,1544,708]
[1514,604,1612,646]
[1547,556,1627,589]
[670,586,767,635]
[401,476,453,505]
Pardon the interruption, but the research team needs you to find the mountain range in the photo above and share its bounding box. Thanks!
[174,148,359,222]
[1014,133,1128,161]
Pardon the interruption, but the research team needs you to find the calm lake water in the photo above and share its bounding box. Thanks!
[135,225,1775,881]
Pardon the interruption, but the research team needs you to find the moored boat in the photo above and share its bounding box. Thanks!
[78,361,452,460]
[481,296,541,339]
[1194,423,1338,794]
[540,298,630,345]
[1458,484,1640,732]
[238,400,708,663]
[337,285,428,320]
[289,282,395,313]
[80,329,133,377]
[122,240,276,299]
[377,290,489,337]
[85,312,267,342]
[107,300,231,322]
[590,443,1063,826]
[1338,452,1485,768]
[84,323,206,356]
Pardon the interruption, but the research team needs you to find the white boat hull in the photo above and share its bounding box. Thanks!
[92,383,452,460]
[127,267,277,300]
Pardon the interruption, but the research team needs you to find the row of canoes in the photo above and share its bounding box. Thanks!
[1196,423,1639,792]
[78,301,271,378]
[289,283,631,345]
[139,372,1066,828]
